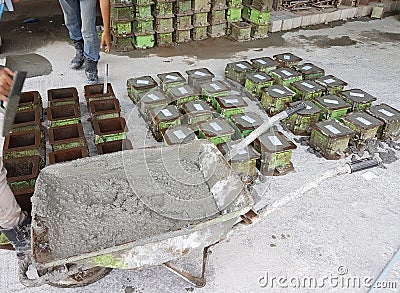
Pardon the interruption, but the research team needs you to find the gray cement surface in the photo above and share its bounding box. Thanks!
[0,3,399,292]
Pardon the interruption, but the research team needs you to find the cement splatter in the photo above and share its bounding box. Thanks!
[6,53,52,77]
[297,35,357,48]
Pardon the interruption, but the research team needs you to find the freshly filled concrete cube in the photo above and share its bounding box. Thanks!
[156,31,174,47]
[290,80,325,101]
[200,80,231,103]
[163,125,197,146]
[198,118,235,145]
[309,119,354,160]
[214,95,248,119]
[181,100,216,127]
[339,89,377,111]
[150,105,182,141]
[314,95,351,120]
[366,103,400,140]
[261,85,296,116]
[139,90,170,122]
[244,72,274,97]
[285,100,323,135]
[294,63,325,80]
[341,111,384,145]
[157,72,186,92]
[225,61,255,84]
[253,131,297,176]
[230,111,264,139]
[250,57,279,73]
[219,141,261,177]
[269,67,302,87]
[167,84,200,107]
[273,52,302,67]
[316,75,348,95]
[126,76,158,104]
[186,68,215,91]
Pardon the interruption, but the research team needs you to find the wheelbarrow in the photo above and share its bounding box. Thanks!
[19,140,254,288]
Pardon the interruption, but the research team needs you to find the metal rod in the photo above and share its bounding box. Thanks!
[103,64,108,94]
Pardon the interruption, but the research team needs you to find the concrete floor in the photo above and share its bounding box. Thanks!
[0,3,400,293]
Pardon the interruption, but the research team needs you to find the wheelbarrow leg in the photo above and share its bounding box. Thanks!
[163,244,214,288]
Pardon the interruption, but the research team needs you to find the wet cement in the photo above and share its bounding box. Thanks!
[297,35,358,48]
[5,53,52,77]
[31,141,249,261]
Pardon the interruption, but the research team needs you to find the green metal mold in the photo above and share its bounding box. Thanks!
[214,95,248,119]
[250,57,279,73]
[226,7,242,22]
[225,61,255,84]
[154,1,174,17]
[192,0,211,12]
[111,4,134,21]
[95,133,127,144]
[0,233,10,245]
[219,142,260,176]
[242,6,270,24]
[211,0,227,9]
[250,23,269,39]
[289,80,325,101]
[251,0,273,10]
[339,89,377,111]
[175,14,193,30]
[126,76,158,103]
[92,113,120,120]
[156,31,174,46]
[175,0,193,14]
[273,53,302,68]
[182,100,215,126]
[192,12,209,26]
[244,72,273,97]
[341,111,383,145]
[227,0,243,8]
[157,72,186,91]
[112,34,134,52]
[260,85,295,116]
[139,90,169,121]
[309,120,354,160]
[9,179,36,193]
[112,20,133,35]
[315,75,348,95]
[253,131,296,176]
[133,33,155,49]
[366,103,400,140]
[192,25,209,41]
[167,85,200,108]
[284,101,322,135]
[293,63,325,80]
[150,105,182,142]
[174,28,192,42]
[134,0,154,5]
[207,21,227,37]
[12,124,42,134]
[230,21,252,42]
[135,4,153,19]
[50,118,80,127]
[269,67,303,87]
[163,125,197,145]
[155,16,174,32]
[112,0,133,4]
[53,140,87,151]
[199,81,230,103]
[229,112,263,139]
[89,254,129,269]
[198,118,235,145]
[133,18,154,34]
[314,95,351,120]
[208,9,227,24]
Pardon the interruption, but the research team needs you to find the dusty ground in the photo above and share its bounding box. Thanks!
[0,2,400,293]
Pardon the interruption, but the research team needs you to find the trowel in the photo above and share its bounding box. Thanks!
[0,70,27,136]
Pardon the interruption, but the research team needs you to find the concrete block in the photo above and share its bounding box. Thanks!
[340,7,352,19]
[269,16,282,32]
[355,5,373,17]
[281,17,294,31]
[301,14,312,27]
[310,13,320,25]
[326,10,341,22]
[318,12,328,24]
[291,16,303,29]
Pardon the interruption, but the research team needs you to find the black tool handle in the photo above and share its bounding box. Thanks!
[347,157,380,173]
[286,102,307,117]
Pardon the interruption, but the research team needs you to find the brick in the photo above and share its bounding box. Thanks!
[96,139,133,155]
[309,13,320,25]
[84,83,116,103]
[301,14,312,27]
[48,123,87,151]
[93,117,128,144]
[268,16,282,32]
[281,17,294,31]
[291,16,303,29]
[49,147,89,164]
[355,5,373,17]
[326,10,342,22]
[89,98,121,120]
[3,130,45,167]
[47,104,81,127]
[48,87,79,106]
[3,155,40,195]
[340,7,356,19]
[318,12,328,24]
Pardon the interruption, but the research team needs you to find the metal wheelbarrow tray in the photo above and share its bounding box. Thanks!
[30,140,253,287]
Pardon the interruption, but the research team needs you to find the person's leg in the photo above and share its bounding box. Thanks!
[59,0,85,69]
[80,0,100,84]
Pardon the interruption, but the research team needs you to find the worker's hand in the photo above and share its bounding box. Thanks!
[101,30,111,53]
[0,68,14,101]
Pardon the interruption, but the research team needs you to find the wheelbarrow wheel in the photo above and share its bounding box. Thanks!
[46,265,112,288]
